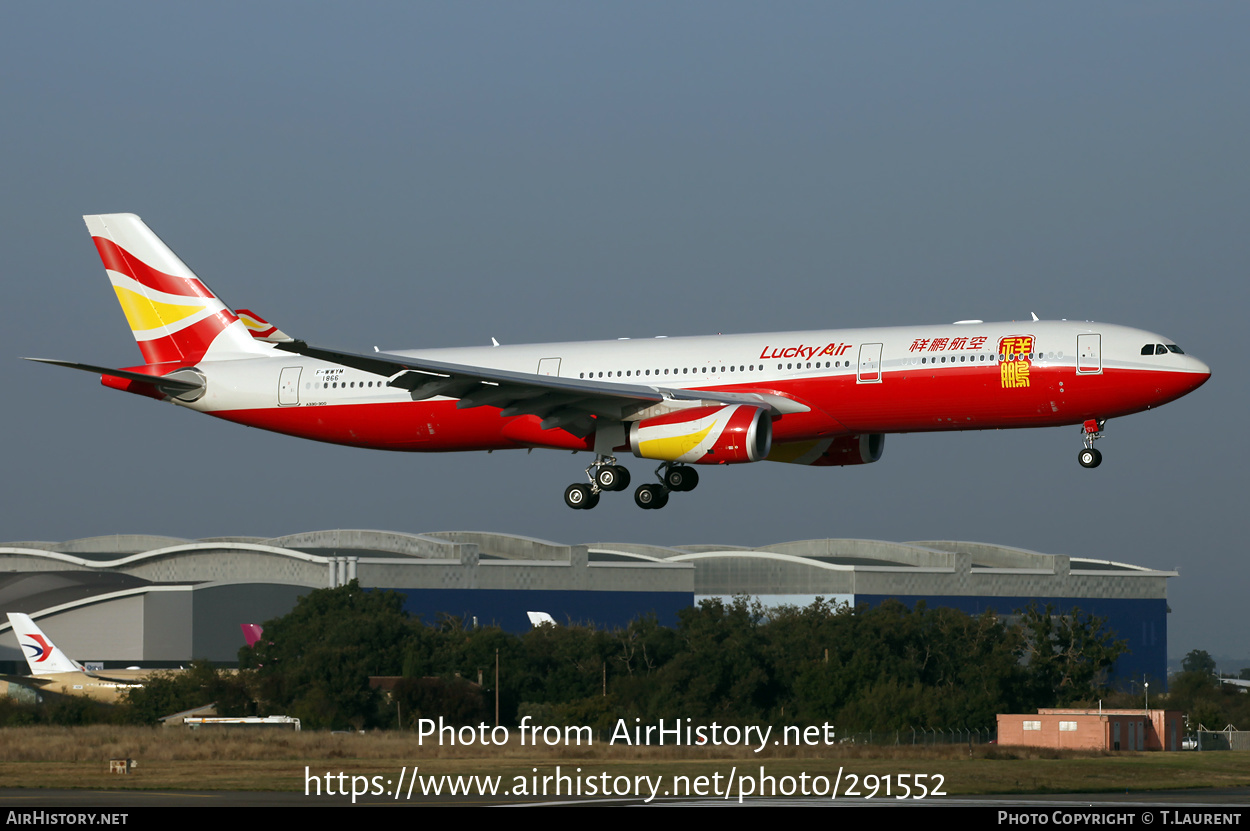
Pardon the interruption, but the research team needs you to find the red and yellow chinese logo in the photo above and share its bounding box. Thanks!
[999,335,1034,389]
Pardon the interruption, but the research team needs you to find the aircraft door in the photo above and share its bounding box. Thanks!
[1077,334,1102,374]
[278,367,301,406]
[538,358,561,377]
[857,343,883,383]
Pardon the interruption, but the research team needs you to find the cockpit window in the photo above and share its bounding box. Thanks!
[1155,344,1168,355]
[1141,344,1154,355]
[1166,344,1185,354]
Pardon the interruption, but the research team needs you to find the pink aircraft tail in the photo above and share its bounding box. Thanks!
[240,624,264,647]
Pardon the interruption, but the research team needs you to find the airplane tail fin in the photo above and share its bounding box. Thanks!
[240,623,264,647]
[6,613,84,675]
[84,214,270,365]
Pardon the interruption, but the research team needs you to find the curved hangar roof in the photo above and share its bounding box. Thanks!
[0,532,1173,677]
[0,531,1172,601]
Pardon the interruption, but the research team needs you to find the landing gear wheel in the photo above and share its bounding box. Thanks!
[564,483,595,509]
[595,465,630,492]
[1078,448,1102,469]
[594,466,618,491]
[611,465,631,491]
[634,483,669,510]
[664,465,699,492]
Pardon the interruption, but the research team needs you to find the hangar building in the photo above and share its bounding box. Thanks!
[0,531,1172,684]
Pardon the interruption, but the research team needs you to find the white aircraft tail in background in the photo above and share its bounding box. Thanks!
[8,613,83,675]
[4,612,152,702]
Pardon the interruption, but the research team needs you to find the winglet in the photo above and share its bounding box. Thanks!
[235,309,294,343]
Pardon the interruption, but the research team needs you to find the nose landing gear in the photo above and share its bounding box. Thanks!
[1078,419,1105,468]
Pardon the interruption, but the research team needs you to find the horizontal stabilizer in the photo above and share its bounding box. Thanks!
[25,358,205,397]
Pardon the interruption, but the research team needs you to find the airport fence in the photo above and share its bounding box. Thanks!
[833,727,997,746]
[1194,727,1250,751]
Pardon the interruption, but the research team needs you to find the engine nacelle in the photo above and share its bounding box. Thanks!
[629,404,772,465]
[767,433,885,466]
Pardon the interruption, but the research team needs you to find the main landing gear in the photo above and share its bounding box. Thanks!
[633,463,701,510]
[564,455,631,510]
[1078,419,1105,469]
[563,459,699,510]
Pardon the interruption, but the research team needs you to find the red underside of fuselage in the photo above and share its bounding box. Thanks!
[207,366,1207,453]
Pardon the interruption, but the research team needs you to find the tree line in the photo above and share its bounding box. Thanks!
[1,582,1132,730]
[147,582,1128,730]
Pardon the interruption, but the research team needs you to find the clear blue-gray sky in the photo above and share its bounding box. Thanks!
[2,3,1246,661]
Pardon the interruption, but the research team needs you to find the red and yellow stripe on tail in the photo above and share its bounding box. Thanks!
[84,214,267,365]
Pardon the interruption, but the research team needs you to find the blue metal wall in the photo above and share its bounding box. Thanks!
[390,588,692,632]
[855,594,1167,689]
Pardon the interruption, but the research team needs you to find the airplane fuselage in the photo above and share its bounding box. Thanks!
[157,320,1208,455]
[46,214,1211,510]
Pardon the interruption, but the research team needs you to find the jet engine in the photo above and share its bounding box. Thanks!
[629,404,772,465]
[767,433,885,466]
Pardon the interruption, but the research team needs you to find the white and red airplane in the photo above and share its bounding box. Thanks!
[31,214,1211,510]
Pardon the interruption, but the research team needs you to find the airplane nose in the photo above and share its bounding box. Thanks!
[1187,357,1212,389]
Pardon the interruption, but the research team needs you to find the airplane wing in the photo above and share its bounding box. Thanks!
[274,340,808,438]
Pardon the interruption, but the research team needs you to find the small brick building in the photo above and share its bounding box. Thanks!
[997,708,1183,751]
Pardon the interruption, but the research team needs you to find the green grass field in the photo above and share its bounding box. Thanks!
[2,726,1249,796]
